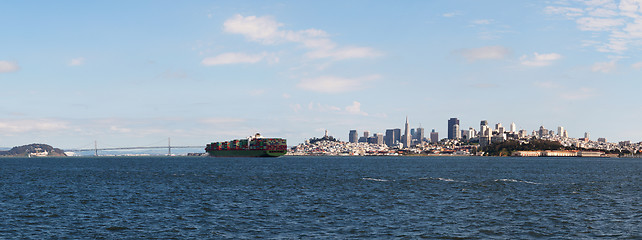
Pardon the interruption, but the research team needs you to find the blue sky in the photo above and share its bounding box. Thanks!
[1,0,642,148]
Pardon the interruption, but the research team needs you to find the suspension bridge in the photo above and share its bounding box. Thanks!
[63,138,204,156]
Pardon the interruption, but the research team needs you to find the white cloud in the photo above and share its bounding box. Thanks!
[297,75,380,94]
[632,61,642,69]
[591,60,617,73]
[576,17,624,31]
[345,101,368,116]
[547,1,642,53]
[561,87,597,100]
[0,61,20,73]
[201,52,266,65]
[471,19,492,25]
[520,52,562,66]
[306,46,381,60]
[544,6,584,18]
[222,14,380,61]
[442,12,460,18]
[0,119,69,133]
[290,103,301,112]
[223,14,284,44]
[454,46,511,62]
[69,57,85,66]
[307,102,341,112]
[110,126,132,133]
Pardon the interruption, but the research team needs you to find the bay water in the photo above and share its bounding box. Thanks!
[1,156,640,239]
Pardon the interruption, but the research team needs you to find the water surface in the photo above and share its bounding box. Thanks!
[1,156,640,239]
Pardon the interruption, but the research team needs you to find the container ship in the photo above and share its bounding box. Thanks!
[205,133,287,157]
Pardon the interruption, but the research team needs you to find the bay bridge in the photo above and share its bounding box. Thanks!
[63,138,204,156]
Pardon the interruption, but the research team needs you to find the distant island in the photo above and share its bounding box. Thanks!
[0,143,66,157]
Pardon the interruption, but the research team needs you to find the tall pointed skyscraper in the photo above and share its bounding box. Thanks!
[403,116,411,148]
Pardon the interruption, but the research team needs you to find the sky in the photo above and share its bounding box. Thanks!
[2,0,642,148]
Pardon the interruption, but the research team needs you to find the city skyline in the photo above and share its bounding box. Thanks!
[2,1,642,148]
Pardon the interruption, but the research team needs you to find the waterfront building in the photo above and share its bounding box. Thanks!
[448,118,459,139]
[349,130,358,143]
[430,129,439,143]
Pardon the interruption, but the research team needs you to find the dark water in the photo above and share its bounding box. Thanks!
[1,156,640,239]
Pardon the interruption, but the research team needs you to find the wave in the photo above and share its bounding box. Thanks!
[495,178,541,185]
[362,177,391,182]
[420,177,468,183]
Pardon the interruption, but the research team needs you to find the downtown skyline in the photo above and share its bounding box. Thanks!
[2,1,642,148]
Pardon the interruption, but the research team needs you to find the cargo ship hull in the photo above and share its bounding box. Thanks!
[205,134,287,158]
[207,149,286,157]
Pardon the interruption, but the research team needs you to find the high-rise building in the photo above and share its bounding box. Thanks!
[495,123,503,131]
[410,129,416,138]
[415,127,425,144]
[448,118,459,139]
[480,120,489,136]
[453,124,461,139]
[385,129,396,146]
[510,122,516,133]
[558,126,564,137]
[598,137,607,143]
[584,132,590,141]
[563,130,568,138]
[538,126,547,139]
[374,133,384,145]
[349,130,358,143]
[393,128,401,144]
[430,129,439,143]
[403,117,411,148]
[364,131,370,139]
[468,127,477,139]
[461,129,470,140]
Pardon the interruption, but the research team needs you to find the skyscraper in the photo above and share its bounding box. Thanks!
[510,122,516,133]
[385,129,396,146]
[584,132,590,141]
[480,120,489,136]
[349,130,358,143]
[393,128,401,144]
[415,127,425,144]
[454,124,461,139]
[403,116,411,148]
[448,118,459,139]
[430,129,439,143]
[558,126,564,137]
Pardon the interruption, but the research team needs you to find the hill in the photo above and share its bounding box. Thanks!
[0,143,67,157]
